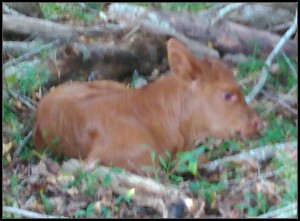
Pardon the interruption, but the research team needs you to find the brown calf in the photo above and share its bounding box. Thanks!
[33,38,261,174]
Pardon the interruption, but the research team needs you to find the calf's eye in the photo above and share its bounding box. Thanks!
[223,92,232,100]
[222,92,238,102]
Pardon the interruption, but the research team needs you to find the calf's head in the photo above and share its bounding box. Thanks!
[167,38,262,141]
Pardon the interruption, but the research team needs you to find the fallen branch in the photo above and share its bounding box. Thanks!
[256,202,297,218]
[228,167,286,195]
[245,8,298,104]
[281,52,297,78]
[122,23,142,41]
[3,39,61,70]
[199,141,297,172]
[62,159,196,218]
[227,166,285,186]
[3,206,65,218]
[3,14,74,40]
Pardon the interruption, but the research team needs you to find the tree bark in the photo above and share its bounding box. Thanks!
[45,34,167,87]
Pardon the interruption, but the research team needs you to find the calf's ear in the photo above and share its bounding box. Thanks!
[167,38,200,82]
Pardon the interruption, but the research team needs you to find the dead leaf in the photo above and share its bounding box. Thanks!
[57,172,75,185]
[3,142,12,155]
[61,158,81,173]
[207,41,213,48]
[66,187,79,196]
[228,208,243,218]
[27,198,45,213]
[50,197,65,214]
[14,100,24,110]
[93,201,102,214]
[46,176,57,185]
[44,159,60,175]
[6,154,12,164]
[269,63,280,74]
[36,160,53,177]
[67,200,88,214]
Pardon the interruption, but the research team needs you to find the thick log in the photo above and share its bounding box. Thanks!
[108,3,297,59]
[3,14,125,41]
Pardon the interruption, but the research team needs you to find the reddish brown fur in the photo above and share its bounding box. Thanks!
[34,38,261,174]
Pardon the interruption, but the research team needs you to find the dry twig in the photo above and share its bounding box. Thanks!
[122,23,142,41]
[194,201,205,218]
[13,131,33,158]
[3,206,65,218]
[281,52,297,78]
[5,89,36,111]
[256,202,297,218]
[211,3,246,25]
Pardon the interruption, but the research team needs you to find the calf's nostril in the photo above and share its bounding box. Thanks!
[253,118,262,131]
[236,130,241,136]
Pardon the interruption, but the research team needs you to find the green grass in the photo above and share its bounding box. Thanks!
[40,3,101,23]
[269,54,298,92]
[74,203,99,218]
[238,44,264,81]
[4,62,51,164]
[5,64,51,97]
[65,169,102,197]
[189,180,226,205]
[3,99,23,147]
[262,114,297,143]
